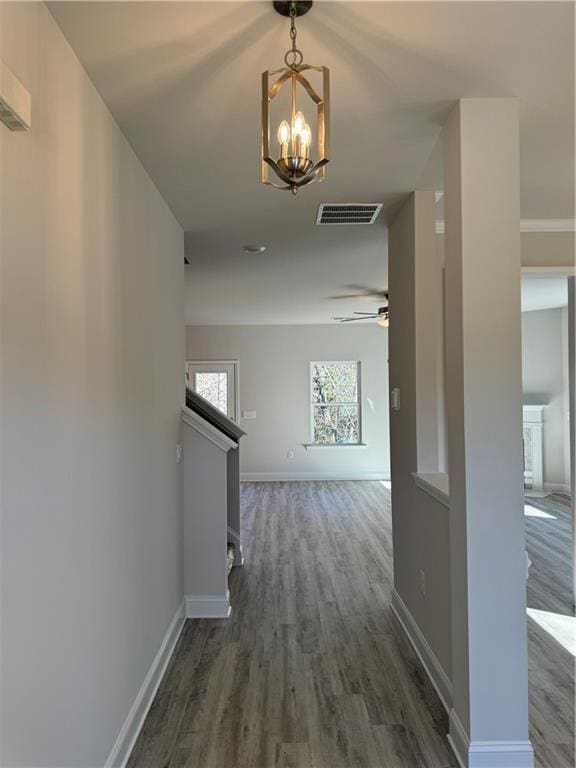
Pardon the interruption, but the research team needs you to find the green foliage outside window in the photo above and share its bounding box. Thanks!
[311,362,360,444]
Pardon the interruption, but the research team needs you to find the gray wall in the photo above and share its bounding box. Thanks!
[388,193,452,679]
[0,4,184,765]
[520,231,576,268]
[522,307,570,489]
[182,426,228,598]
[186,324,390,479]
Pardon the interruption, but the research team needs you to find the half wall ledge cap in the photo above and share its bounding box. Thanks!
[181,406,236,452]
[412,472,450,508]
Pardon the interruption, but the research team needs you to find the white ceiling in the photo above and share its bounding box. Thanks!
[521,277,568,314]
[49,1,575,324]
[183,223,388,324]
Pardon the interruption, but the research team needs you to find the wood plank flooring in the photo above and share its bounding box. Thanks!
[525,494,575,768]
[128,483,574,768]
[128,481,455,768]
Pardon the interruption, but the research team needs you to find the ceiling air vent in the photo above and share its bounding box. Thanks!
[316,203,383,225]
[0,62,31,131]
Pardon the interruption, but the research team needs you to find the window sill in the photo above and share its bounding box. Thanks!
[303,443,368,450]
[412,472,450,508]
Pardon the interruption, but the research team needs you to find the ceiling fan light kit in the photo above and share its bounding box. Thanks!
[242,244,267,253]
[262,0,330,195]
[377,311,390,328]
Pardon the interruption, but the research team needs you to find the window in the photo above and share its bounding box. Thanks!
[195,372,228,414]
[185,361,239,421]
[310,361,361,445]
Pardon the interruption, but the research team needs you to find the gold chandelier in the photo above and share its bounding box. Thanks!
[261,1,330,195]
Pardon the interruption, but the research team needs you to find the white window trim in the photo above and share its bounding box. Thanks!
[303,443,368,450]
[308,360,363,447]
[185,359,240,423]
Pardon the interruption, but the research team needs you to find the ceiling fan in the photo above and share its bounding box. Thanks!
[332,297,389,327]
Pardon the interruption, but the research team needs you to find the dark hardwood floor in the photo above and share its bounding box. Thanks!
[128,481,455,768]
[525,494,575,768]
[127,483,574,768]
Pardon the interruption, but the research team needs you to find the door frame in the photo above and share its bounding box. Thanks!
[186,359,240,423]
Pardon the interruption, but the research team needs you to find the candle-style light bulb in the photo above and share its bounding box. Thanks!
[299,123,312,158]
[277,120,290,160]
[277,120,290,145]
[292,110,305,137]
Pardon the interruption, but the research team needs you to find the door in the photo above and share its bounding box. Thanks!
[186,360,238,422]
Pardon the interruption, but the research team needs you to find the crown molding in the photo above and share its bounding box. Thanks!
[435,219,575,235]
[520,219,575,232]
[522,266,576,277]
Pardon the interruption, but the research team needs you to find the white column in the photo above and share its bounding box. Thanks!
[568,277,575,606]
[443,99,534,768]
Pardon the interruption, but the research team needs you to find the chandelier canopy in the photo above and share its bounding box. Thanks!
[261,1,330,194]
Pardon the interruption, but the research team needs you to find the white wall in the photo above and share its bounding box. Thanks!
[186,325,390,479]
[522,306,569,490]
[0,4,184,766]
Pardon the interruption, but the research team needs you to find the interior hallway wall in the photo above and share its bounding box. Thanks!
[186,324,390,479]
[388,192,452,684]
[0,4,184,766]
[522,307,570,490]
[437,230,576,270]
[519,231,576,268]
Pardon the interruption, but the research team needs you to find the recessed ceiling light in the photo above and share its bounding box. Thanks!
[242,244,267,253]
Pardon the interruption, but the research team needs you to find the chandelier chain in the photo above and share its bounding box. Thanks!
[284,1,303,69]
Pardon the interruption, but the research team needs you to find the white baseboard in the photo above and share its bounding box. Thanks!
[448,709,470,768]
[391,589,453,712]
[241,471,390,482]
[185,592,231,618]
[392,590,536,768]
[105,600,185,768]
[448,710,534,768]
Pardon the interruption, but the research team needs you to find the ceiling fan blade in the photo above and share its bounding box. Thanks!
[331,292,387,300]
[339,316,374,322]
[353,312,379,316]
[330,293,370,300]
[349,285,388,296]
[330,284,389,300]
[347,283,388,293]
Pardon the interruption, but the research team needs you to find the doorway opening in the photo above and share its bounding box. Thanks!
[521,272,575,767]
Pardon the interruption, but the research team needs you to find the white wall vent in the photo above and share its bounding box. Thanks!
[0,61,31,131]
[316,203,383,225]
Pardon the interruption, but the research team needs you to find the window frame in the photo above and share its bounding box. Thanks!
[309,360,363,446]
[185,360,240,422]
